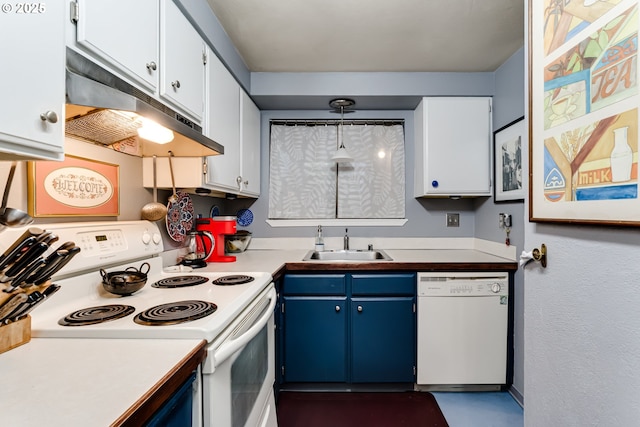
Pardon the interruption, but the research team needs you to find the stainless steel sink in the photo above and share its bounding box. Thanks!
[302,249,393,261]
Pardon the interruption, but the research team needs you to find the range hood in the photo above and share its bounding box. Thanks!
[65,48,223,157]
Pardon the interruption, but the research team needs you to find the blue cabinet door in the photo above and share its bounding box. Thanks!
[283,296,347,382]
[351,297,415,383]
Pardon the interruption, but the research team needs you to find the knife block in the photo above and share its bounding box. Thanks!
[0,315,30,354]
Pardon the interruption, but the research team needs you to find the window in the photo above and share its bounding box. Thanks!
[269,121,405,219]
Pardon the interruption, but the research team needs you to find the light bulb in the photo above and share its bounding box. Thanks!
[137,118,174,144]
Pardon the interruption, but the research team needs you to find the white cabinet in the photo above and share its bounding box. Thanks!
[69,0,205,124]
[239,91,261,196]
[73,0,159,92]
[0,1,65,160]
[160,0,206,122]
[203,51,261,197]
[414,97,492,197]
[205,51,241,191]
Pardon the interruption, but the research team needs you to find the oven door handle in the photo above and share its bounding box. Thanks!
[213,287,276,365]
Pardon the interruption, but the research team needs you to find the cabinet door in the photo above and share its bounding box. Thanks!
[240,91,261,196]
[283,297,347,383]
[415,97,492,197]
[0,1,64,160]
[75,0,159,91]
[205,51,241,191]
[160,0,205,122]
[351,297,415,383]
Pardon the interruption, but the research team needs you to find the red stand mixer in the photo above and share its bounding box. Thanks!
[195,216,237,263]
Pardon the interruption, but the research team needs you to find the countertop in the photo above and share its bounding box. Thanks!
[188,248,518,278]
[0,337,206,426]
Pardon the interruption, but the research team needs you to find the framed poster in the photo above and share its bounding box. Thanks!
[28,155,119,217]
[494,116,526,202]
[530,1,640,225]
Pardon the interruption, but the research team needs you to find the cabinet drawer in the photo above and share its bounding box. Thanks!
[351,273,416,296]
[283,274,346,295]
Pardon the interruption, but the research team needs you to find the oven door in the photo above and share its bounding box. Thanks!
[202,284,277,427]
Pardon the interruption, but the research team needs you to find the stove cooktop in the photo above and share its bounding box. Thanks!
[30,257,273,342]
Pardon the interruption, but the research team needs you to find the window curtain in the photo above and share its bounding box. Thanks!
[269,123,405,219]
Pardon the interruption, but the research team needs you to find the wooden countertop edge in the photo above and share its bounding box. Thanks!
[111,339,207,427]
[283,261,518,272]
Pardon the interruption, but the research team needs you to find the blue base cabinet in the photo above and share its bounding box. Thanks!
[351,297,415,382]
[283,296,347,382]
[280,273,416,384]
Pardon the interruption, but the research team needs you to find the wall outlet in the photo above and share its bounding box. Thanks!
[446,213,460,227]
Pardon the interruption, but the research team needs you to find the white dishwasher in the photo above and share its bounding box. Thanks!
[416,272,509,390]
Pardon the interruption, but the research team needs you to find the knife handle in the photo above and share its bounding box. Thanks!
[0,292,28,322]
[34,246,81,286]
[24,249,68,286]
[0,236,37,272]
[3,291,42,323]
[0,227,44,260]
[2,242,49,281]
[3,258,47,293]
[14,284,60,321]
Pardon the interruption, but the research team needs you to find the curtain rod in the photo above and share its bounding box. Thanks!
[270,119,404,127]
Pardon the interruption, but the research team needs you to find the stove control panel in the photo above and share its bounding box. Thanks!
[78,229,127,255]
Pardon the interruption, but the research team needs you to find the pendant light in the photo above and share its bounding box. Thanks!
[330,98,355,163]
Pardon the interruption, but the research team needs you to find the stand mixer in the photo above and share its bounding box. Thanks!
[195,216,237,263]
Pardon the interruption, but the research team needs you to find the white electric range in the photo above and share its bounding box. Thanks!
[0,220,278,427]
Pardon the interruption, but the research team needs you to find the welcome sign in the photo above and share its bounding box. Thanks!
[28,156,119,217]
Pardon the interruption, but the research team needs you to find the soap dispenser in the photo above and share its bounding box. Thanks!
[315,225,324,251]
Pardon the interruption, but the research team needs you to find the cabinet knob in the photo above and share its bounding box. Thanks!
[146,61,157,71]
[335,305,341,312]
[40,110,58,124]
[431,180,439,188]
[171,80,181,89]
[357,305,363,313]
[236,176,243,189]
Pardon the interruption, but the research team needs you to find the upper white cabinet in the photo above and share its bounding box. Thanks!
[0,1,65,160]
[414,97,492,197]
[205,50,241,191]
[69,0,205,124]
[73,0,159,92]
[239,91,261,196]
[204,51,261,197]
[160,0,206,122]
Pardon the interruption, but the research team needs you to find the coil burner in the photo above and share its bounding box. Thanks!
[151,275,210,288]
[133,300,217,326]
[58,304,135,326]
[212,275,255,286]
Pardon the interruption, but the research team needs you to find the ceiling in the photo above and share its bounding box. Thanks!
[205,0,525,73]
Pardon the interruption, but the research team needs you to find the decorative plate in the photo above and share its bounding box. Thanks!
[210,205,220,217]
[166,191,195,242]
[236,208,254,226]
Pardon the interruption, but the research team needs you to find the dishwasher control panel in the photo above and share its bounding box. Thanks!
[418,272,508,296]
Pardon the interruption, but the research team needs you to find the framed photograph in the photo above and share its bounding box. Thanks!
[28,155,119,217]
[494,116,526,202]
[530,1,640,225]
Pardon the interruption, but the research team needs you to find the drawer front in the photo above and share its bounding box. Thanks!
[351,273,416,296]
[283,274,347,295]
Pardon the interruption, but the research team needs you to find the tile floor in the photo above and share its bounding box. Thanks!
[432,392,523,427]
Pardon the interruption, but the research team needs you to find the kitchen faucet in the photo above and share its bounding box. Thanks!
[343,228,349,250]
